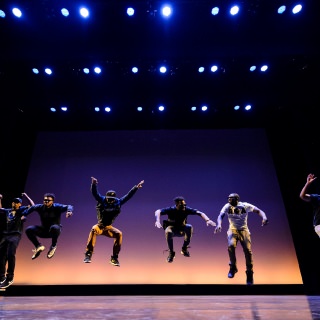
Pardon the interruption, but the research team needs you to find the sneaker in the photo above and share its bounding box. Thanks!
[47,245,57,259]
[32,245,45,260]
[181,247,190,257]
[83,252,92,263]
[0,276,6,285]
[246,270,254,286]
[0,278,13,289]
[228,265,238,278]
[110,256,120,267]
[167,251,175,263]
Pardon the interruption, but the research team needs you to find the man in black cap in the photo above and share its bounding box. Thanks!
[214,193,268,285]
[0,193,34,289]
[83,176,144,266]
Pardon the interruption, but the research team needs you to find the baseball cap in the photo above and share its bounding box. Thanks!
[12,197,22,203]
[106,190,117,199]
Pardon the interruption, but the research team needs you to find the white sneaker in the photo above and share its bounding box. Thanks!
[47,246,57,259]
[32,245,45,260]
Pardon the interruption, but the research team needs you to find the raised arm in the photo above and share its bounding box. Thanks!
[300,173,317,202]
[22,192,35,206]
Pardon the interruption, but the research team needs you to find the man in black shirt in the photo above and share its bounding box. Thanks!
[0,193,34,289]
[83,176,144,266]
[155,196,216,263]
[23,193,73,260]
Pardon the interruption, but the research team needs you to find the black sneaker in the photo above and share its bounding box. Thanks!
[181,247,190,257]
[246,270,254,285]
[83,253,92,263]
[0,278,13,289]
[47,245,57,259]
[32,245,45,260]
[228,265,238,278]
[110,256,120,267]
[167,251,175,263]
[0,276,6,285]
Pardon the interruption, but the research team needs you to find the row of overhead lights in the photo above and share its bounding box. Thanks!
[0,3,303,19]
[49,104,253,113]
[31,65,269,76]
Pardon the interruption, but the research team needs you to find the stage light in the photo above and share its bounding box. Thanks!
[210,65,218,72]
[198,67,205,73]
[94,67,101,74]
[159,66,167,73]
[211,7,219,16]
[94,107,100,112]
[80,7,89,18]
[132,67,138,73]
[292,4,302,14]
[127,7,134,16]
[234,105,240,110]
[61,106,68,111]
[12,8,22,18]
[137,106,143,112]
[191,106,197,111]
[32,68,39,74]
[201,105,208,111]
[277,6,286,14]
[104,106,111,112]
[245,105,252,111]
[161,5,172,17]
[83,68,89,74]
[249,66,256,72]
[61,8,69,17]
[158,105,165,111]
[230,6,239,16]
[50,107,56,112]
[261,65,268,72]
[0,10,5,18]
[44,68,53,75]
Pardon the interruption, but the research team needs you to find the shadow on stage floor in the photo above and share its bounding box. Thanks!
[1,284,308,296]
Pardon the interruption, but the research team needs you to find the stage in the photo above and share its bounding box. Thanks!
[1,293,319,319]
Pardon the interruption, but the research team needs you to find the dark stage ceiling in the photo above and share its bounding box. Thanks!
[0,0,319,131]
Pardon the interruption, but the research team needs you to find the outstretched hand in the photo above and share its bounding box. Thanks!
[207,220,216,227]
[307,173,317,184]
[262,219,269,226]
[214,226,222,234]
[91,177,98,184]
[66,211,73,218]
[155,221,162,229]
[137,180,144,188]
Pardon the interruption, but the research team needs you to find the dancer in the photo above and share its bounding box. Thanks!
[83,177,144,266]
[155,196,216,263]
[214,193,268,285]
[23,193,73,260]
[0,193,34,289]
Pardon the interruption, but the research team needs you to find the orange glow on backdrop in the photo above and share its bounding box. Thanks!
[13,129,302,285]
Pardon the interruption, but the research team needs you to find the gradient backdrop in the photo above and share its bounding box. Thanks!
[13,128,302,285]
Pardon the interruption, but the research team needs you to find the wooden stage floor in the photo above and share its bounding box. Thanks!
[1,285,320,319]
[1,294,320,319]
